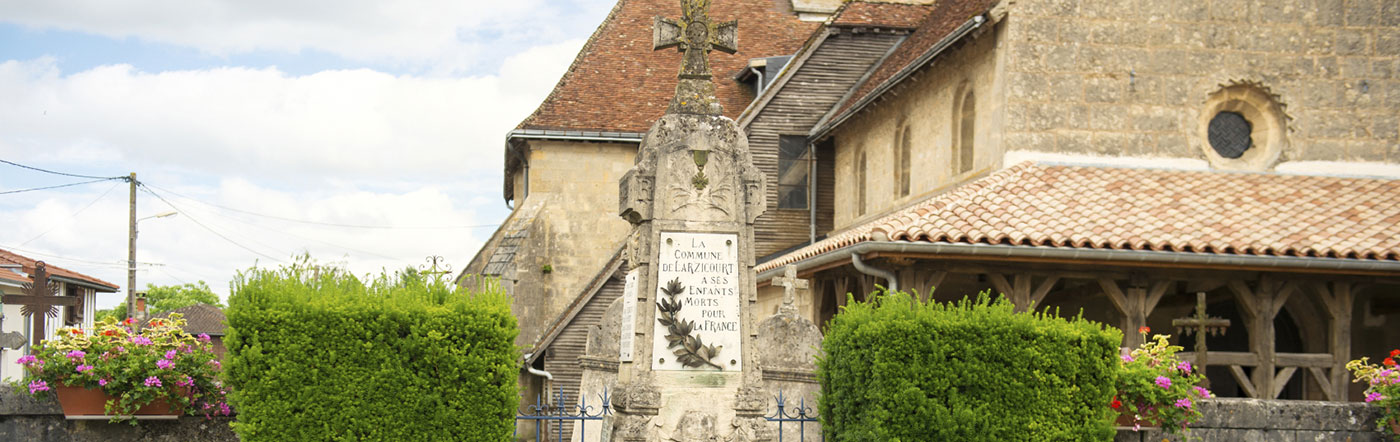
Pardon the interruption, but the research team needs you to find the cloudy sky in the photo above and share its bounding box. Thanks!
[0,0,615,307]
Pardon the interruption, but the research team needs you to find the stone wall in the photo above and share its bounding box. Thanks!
[1005,0,1400,166]
[0,389,236,442]
[830,21,1007,230]
[1113,398,1389,442]
[512,139,638,347]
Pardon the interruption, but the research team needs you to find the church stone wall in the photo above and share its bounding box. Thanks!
[512,139,637,347]
[1004,0,1400,166]
[830,23,1007,230]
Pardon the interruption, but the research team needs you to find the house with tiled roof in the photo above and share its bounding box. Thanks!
[463,0,1399,436]
[154,303,228,358]
[0,248,120,381]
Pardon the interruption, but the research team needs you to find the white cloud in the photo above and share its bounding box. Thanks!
[0,37,582,186]
[0,36,587,305]
[1,0,610,71]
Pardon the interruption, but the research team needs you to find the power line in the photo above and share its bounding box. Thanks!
[166,190,406,262]
[20,181,123,246]
[0,159,127,181]
[139,185,285,263]
[0,178,120,195]
[143,183,498,230]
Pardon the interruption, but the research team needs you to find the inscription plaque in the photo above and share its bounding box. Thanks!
[652,231,741,371]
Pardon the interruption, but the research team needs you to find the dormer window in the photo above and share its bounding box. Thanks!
[735,55,792,97]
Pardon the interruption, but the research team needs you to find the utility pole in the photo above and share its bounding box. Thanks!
[127,172,137,321]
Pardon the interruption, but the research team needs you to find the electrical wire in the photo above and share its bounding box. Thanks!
[0,159,128,181]
[0,178,118,195]
[20,181,123,246]
[143,183,498,230]
[138,186,285,263]
[165,189,406,262]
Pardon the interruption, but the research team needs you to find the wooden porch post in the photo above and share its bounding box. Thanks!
[1098,279,1169,349]
[1313,282,1353,402]
[1228,278,1296,399]
[989,273,1060,313]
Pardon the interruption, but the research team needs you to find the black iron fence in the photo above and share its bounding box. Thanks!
[766,390,822,442]
[515,387,610,442]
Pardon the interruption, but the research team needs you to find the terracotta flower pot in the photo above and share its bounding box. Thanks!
[52,386,180,419]
[1112,405,1157,429]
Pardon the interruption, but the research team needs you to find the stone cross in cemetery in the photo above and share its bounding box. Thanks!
[1,262,81,350]
[1172,291,1230,387]
[612,0,772,439]
[773,265,807,315]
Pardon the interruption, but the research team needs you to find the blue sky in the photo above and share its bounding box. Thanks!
[0,1,613,307]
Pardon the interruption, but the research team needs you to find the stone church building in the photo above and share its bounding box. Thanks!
[459,0,1400,437]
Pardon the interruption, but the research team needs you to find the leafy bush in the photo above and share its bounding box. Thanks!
[226,258,517,441]
[818,291,1121,441]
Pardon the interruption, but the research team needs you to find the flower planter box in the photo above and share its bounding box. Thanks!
[53,386,180,420]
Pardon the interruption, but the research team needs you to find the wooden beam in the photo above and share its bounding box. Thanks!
[1098,279,1129,317]
[987,273,1013,302]
[1272,367,1298,399]
[1144,281,1171,316]
[1275,352,1336,368]
[1230,365,1260,399]
[1307,366,1337,402]
[1179,351,1260,367]
[1029,275,1061,306]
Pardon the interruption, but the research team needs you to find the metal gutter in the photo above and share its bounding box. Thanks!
[810,15,986,141]
[757,241,1400,282]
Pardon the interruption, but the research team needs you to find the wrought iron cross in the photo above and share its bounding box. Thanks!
[773,264,807,314]
[653,0,737,115]
[1171,291,1230,387]
[1,262,82,351]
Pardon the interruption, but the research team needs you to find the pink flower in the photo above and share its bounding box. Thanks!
[1366,392,1385,403]
[165,350,178,359]
[75,364,94,373]
[1194,386,1211,398]
[65,350,86,360]
[16,355,37,365]
[197,333,211,343]
[219,402,231,416]
[1174,398,1192,409]
[1121,354,1134,363]
[157,359,174,370]
[28,380,49,394]
[1177,361,1192,373]
[1155,376,1172,389]
[129,336,153,346]
[98,378,109,386]
[208,360,221,369]
[144,376,162,387]
[176,376,194,387]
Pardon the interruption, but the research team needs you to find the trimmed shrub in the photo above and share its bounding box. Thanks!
[226,260,517,442]
[818,291,1121,442]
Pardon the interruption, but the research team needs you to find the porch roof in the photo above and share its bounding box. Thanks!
[0,248,120,292]
[756,162,1400,274]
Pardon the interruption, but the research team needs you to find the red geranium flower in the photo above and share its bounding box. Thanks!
[1385,357,1396,367]
[123,318,135,325]
[1138,326,1150,334]
[1391,349,1399,358]
[1110,396,1122,409]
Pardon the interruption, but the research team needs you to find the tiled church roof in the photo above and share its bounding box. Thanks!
[829,1,934,29]
[827,0,997,125]
[516,0,817,133]
[757,163,1400,272]
[0,248,120,291]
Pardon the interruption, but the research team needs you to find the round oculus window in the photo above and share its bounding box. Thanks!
[1207,111,1252,159]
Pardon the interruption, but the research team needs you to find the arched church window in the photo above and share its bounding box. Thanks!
[897,124,912,197]
[955,88,975,174]
[856,149,867,216]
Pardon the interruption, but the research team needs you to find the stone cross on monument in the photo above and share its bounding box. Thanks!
[1,262,82,350]
[1171,291,1230,387]
[773,265,807,316]
[612,0,773,439]
[652,0,737,116]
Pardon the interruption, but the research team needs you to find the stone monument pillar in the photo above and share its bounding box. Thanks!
[611,1,770,440]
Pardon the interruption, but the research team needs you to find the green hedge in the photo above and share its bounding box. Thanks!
[226,261,518,442]
[818,292,1120,442]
